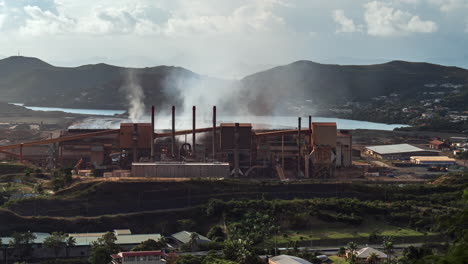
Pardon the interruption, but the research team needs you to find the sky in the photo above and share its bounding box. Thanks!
[0,0,468,78]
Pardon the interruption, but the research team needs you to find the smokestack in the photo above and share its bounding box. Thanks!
[309,115,312,148]
[298,117,301,177]
[20,143,23,164]
[172,105,176,158]
[212,106,216,160]
[192,106,196,158]
[151,105,155,162]
[132,123,138,162]
[234,123,240,177]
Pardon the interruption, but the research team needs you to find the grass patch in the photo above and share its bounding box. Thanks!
[270,219,436,244]
[328,256,348,264]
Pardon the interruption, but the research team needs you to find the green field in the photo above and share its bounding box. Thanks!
[269,219,436,244]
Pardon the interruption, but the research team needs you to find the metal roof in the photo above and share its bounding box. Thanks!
[366,144,435,155]
[270,255,312,264]
[356,247,387,259]
[0,232,51,245]
[410,156,455,161]
[171,231,210,244]
[70,233,162,246]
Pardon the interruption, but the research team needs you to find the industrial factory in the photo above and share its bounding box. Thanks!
[0,106,352,180]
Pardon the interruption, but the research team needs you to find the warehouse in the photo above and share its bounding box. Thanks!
[364,144,439,160]
[410,156,456,166]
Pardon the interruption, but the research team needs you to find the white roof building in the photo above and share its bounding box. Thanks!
[355,247,387,259]
[268,255,312,264]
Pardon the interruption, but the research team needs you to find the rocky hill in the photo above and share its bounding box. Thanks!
[1,56,467,116]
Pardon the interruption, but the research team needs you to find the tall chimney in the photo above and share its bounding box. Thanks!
[172,105,176,158]
[151,106,155,162]
[212,106,216,160]
[298,117,301,177]
[309,115,312,148]
[234,123,240,177]
[192,106,196,158]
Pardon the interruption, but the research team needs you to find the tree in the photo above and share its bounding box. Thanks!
[132,239,165,251]
[176,254,202,264]
[346,241,358,259]
[88,232,120,264]
[189,233,200,251]
[43,232,67,258]
[338,247,346,257]
[383,237,394,264]
[223,239,259,264]
[207,225,226,242]
[9,231,37,261]
[366,252,379,264]
[65,235,76,258]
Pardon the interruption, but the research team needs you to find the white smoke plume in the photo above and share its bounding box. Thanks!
[122,69,146,122]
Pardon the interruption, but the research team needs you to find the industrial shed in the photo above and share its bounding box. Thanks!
[364,144,439,160]
[132,162,230,178]
[410,156,456,166]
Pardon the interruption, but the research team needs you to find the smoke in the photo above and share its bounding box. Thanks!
[122,69,146,122]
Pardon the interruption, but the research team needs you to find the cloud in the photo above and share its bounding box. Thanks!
[332,9,363,33]
[19,5,75,36]
[364,1,438,36]
[429,0,468,12]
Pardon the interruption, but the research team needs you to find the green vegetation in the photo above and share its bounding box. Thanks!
[88,232,121,264]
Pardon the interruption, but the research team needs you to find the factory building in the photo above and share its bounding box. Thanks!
[0,106,353,180]
[364,144,439,160]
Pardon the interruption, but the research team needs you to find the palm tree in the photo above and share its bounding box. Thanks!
[346,241,358,259]
[65,235,76,258]
[338,247,346,257]
[383,239,394,263]
[188,232,199,251]
[366,252,380,264]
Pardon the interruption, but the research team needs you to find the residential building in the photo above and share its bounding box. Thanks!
[429,140,450,151]
[169,231,211,246]
[268,255,312,264]
[354,247,387,264]
[111,251,167,264]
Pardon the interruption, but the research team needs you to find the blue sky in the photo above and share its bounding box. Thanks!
[0,0,467,77]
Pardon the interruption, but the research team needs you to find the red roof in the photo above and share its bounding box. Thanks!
[429,140,445,145]
[111,254,121,259]
[120,251,166,257]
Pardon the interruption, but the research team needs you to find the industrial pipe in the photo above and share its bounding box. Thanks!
[172,105,176,158]
[192,106,196,158]
[151,105,155,162]
[212,106,216,160]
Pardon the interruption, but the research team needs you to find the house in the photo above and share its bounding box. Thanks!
[169,231,211,246]
[428,140,450,151]
[351,247,387,264]
[268,255,312,264]
[111,251,167,264]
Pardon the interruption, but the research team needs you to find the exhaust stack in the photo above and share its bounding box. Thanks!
[150,105,155,161]
[192,106,196,158]
[212,106,216,160]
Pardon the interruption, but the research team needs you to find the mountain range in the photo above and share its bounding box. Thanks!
[0,56,467,116]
